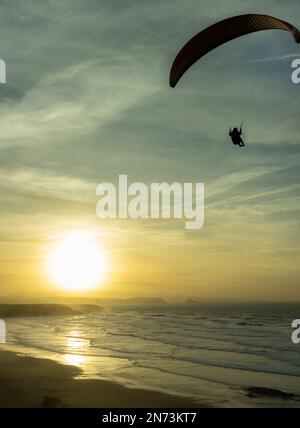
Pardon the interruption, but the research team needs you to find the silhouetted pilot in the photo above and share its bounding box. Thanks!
[229,127,245,147]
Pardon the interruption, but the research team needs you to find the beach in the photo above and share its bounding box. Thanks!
[1,302,300,408]
[0,345,199,408]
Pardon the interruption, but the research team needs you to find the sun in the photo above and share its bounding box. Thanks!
[47,230,109,292]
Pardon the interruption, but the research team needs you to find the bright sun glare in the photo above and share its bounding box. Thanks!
[47,231,108,292]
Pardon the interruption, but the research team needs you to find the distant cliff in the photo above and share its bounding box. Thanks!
[99,297,166,305]
[0,304,103,318]
[184,299,200,304]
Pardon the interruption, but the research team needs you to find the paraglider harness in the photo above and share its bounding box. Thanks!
[229,126,245,147]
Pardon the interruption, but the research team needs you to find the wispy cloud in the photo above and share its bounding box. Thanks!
[0,167,95,204]
[245,53,300,63]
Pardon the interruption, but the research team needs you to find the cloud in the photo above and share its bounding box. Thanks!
[245,53,300,64]
[0,166,95,204]
[0,57,162,149]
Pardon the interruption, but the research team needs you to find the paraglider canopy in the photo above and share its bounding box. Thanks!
[170,14,300,88]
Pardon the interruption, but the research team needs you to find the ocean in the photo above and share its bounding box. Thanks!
[5,303,300,407]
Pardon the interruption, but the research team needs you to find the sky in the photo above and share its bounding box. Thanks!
[0,0,300,301]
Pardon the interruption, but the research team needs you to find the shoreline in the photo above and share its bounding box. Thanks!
[0,345,204,408]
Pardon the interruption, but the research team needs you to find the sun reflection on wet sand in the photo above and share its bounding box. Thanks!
[63,331,88,367]
[61,329,134,379]
[63,354,86,366]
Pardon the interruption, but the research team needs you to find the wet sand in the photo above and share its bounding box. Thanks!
[0,347,202,408]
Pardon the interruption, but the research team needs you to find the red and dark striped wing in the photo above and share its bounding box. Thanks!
[170,14,300,88]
